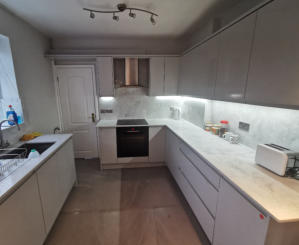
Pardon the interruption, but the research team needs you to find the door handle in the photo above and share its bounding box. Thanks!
[90,113,96,123]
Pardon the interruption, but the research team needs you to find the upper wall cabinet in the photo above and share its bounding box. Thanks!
[179,36,219,99]
[164,57,180,95]
[245,0,299,107]
[97,57,114,97]
[149,57,164,96]
[149,57,179,96]
[214,13,256,102]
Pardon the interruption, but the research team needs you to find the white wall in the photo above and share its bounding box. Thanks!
[0,6,59,142]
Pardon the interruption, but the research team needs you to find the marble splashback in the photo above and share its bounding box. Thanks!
[209,101,299,151]
[99,93,207,127]
[99,93,183,120]
[99,91,299,152]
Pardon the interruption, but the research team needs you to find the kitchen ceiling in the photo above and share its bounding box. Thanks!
[0,0,243,39]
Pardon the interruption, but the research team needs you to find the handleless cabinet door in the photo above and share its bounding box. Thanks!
[245,0,299,107]
[215,13,256,101]
[97,57,114,97]
[189,37,220,99]
[149,127,165,162]
[213,179,269,245]
[178,51,196,96]
[179,36,219,99]
[164,57,179,95]
[0,175,45,245]
[99,128,117,164]
[149,57,165,96]
[37,141,76,234]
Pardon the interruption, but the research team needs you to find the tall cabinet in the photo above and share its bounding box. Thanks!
[245,0,299,107]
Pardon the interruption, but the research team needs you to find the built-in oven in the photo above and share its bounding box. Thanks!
[117,126,149,158]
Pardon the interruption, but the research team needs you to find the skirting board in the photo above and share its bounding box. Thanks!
[101,162,166,170]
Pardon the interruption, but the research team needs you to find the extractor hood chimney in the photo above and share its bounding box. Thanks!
[114,58,149,89]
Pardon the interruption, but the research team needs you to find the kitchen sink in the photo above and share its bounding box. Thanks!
[0,142,55,159]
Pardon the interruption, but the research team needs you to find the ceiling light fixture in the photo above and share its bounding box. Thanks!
[112,13,119,21]
[89,11,95,19]
[83,3,158,25]
[129,10,136,19]
[150,14,156,25]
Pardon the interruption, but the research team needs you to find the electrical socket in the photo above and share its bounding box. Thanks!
[100,109,113,114]
[239,121,250,132]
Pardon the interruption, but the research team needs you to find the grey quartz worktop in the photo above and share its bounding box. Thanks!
[0,134,72,203]
[97,118,299,223]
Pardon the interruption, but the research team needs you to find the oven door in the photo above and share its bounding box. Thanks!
[117,127,149,158]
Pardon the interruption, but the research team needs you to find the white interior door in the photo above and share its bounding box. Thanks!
[56,66,98,159]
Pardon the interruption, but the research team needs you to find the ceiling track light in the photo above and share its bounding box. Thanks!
[89,11,95,19]
[113,13,119,21]
[83,3,158,25]
[150,14,156,25]
[129,10,136,19]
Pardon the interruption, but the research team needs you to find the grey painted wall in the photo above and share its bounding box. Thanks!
[0,6,59,142]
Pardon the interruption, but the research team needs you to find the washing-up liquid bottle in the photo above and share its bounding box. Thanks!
[28,149,40,159]
[6,105,18,126]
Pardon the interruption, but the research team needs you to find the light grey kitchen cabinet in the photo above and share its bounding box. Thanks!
[150,57,180,96]
[214,13,257,101]
[196,36,220,99]
[213,179,269,245]
[245,0,299,107]
[97,57,114,97]
[179,36,219,99]
[149,126,165,162]
[0,174,45,245]
[165,129,219,242]
[164,57,180,95]
[37,139,76,233]
[99,128,117,164]
[149,57,165,96]
[177,167,215,242]
[178,50,196,96]
[165,130,182,181]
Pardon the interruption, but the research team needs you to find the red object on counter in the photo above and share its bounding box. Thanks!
[220,120,229,124]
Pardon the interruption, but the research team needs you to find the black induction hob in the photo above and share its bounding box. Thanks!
[117,119,148,126]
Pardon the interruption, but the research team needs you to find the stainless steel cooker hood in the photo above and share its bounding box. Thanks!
[114,58,149,88]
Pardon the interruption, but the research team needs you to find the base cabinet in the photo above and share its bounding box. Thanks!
[165,128,276,244]
[99,128,117,164]
[149,127,165,162]
[213,179,269,245]
[0,175,46,245]
[37,139,76,233]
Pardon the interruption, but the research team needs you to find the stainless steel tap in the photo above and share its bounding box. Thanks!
[0,120,20,148]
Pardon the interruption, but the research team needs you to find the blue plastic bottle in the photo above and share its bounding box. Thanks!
[6,105,18,125]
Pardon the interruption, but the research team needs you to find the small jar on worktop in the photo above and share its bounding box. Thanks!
[219,120,229,137]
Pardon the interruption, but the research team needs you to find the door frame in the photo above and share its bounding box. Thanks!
[52,64,99,157]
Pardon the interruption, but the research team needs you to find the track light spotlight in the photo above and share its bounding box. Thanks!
[129,10,136,18]
[113,13,119,21]
[83,3,158,25]
[90,11,95,19]
[150,15,156,25]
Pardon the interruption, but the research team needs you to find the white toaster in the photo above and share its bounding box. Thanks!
[255,144,299,176]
